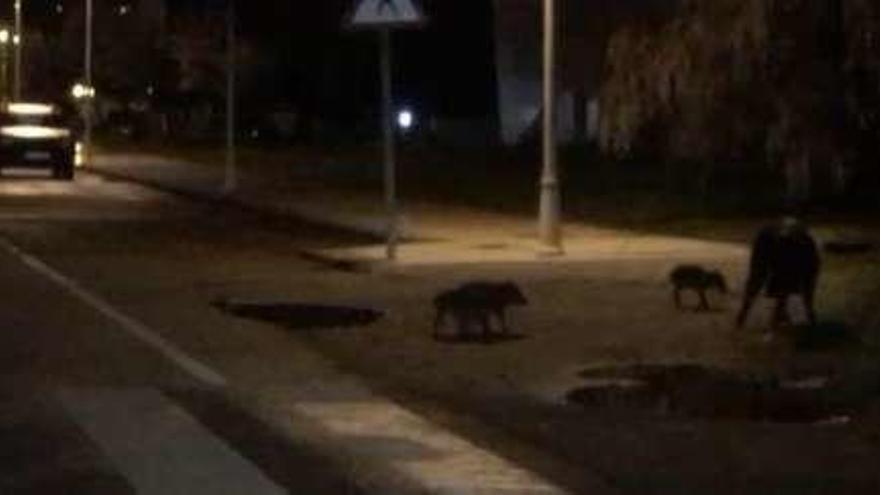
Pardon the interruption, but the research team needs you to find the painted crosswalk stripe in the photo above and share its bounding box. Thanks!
[57,388,285,495]
[0,236,226,388]
[292,399,566,494]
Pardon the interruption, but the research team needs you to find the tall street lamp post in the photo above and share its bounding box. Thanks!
[83,0,93,166]
[0,28,10,102]
[538,0,563,253]
[13,0,21,100]
[224,0,237,194]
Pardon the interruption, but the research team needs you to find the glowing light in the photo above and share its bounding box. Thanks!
[0,30,9,45]
[75,141,84,167]
[71,83,96,100]
[7,103,56,116]
[1,126,71,140]
[397,109,414,130]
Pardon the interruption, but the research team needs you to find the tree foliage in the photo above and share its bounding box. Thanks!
[55,2,169,102]
[599,0,880,204]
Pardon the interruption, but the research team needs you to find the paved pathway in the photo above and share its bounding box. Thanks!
[87,153,747,269]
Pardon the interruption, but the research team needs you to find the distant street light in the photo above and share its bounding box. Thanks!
[538,0,563,253]
[70,82,96,100]
[397,109,414,131]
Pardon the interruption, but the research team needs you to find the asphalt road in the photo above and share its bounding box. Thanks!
[0,170,580,495]
[0,171,385,494]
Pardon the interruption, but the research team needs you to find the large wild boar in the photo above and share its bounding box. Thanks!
[736,217,820,329]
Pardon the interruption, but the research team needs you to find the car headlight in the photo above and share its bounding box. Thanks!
[0,125,72,140]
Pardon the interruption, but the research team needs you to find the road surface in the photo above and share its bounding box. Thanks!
[0,169,577,494]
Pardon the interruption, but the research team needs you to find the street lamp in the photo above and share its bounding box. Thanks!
[0,28,10,102]
[224,0,237,194]
[13,0,21,100]
[397,108,414,132]
[538,0,563,253]
[83,0,93,166]
[71,82,96,100]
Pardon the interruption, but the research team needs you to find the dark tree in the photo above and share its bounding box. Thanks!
[599,0,880,205]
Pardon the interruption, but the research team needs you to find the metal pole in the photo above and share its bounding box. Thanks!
[224,0,237,194]
[83,0,93,166]
[538,0,562,252]
[379,28,398,261]
[13,0,21,100]
[1,40,7,102]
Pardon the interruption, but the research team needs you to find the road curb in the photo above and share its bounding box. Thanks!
[84,166,383,272]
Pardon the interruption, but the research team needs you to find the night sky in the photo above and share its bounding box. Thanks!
[229,0,500,120]
[16,0,498,123]
[176,0,500,121]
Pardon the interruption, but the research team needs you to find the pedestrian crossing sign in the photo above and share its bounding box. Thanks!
[346,0,426,30]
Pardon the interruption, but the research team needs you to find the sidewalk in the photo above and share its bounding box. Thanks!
[87,153,746,268]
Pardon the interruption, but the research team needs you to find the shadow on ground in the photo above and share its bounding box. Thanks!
[212,299,383,330]
[432,333,529,346]
[790,320,863,351]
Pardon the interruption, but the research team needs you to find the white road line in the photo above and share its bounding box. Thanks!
[0,236,226,388]
[254,377,580,494]
[57,388,285,495]
[291,399,570,494]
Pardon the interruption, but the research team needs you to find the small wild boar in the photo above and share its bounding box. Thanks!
[433,281,527,339]
[669,264,728,311]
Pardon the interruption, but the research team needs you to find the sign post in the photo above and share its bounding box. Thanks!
[346,0,426,261]
[379,28,397,259]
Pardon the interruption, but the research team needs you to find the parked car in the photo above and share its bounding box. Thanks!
[0,102,78,180]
